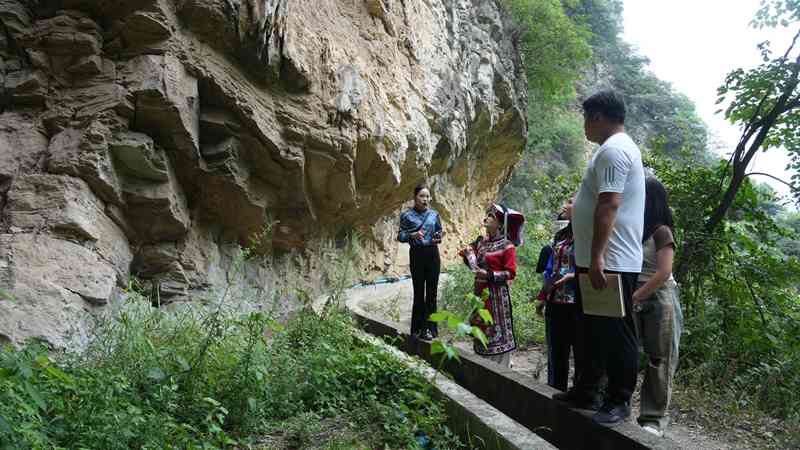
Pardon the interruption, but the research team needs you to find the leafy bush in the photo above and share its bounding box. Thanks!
[648,151,800,428]
[0,291,462,449]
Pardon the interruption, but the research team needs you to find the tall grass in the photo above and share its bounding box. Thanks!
[0,237,462,449]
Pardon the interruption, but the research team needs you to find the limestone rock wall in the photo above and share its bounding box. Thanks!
[0,0,527,346]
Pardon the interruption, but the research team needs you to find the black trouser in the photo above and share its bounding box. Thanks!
[574,269,639,406]
[545,302,584,392]
[409,245,440,336]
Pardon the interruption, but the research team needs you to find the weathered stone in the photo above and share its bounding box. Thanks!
[47,122,124,205]
[67,54,102,75]
[4,70,48,105]
[120,55,200,156]
[110,131,169,181]
[7,232,118,303]
[24,19,103,56]
[5,174,133,278]
[0,113,49,180]
[201,136,240,161]
[120,157,191,243]
[120,10,172,46]
[0,233,115,347]
[200,108,241,137]
[4,70,45,91]
[26,50,51,70]
[0,0,32,35]
[69,84,133,120]
[334,65,367,115]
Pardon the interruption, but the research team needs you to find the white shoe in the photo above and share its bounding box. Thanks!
[642,424,664,437]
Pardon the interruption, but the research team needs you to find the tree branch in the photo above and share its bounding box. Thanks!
[744,171,799,191]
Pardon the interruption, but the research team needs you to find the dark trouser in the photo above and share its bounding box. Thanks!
[545,302,583,392]
[409,245,440,336]
[575,269,639,406]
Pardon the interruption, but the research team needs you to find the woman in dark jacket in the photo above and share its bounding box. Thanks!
[398,184,443,340]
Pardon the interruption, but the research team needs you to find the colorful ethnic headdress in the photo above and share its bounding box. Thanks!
[487,203,525,247]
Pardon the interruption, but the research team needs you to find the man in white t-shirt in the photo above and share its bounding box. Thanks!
[553,90,645,426]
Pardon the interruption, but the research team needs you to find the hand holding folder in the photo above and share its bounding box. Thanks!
[579,273,625,317]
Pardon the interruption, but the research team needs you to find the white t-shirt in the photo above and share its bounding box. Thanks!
[573,132,645,272]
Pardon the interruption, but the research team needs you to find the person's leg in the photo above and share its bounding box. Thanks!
[566,303,582,389]
[594,272,639,424]
[545,304,557,388]
[409,248,426,336]
[575,271,606,396]
[638,282,679,432]
[424,247,441,337]
[548,303,571,392]
[554,269,603,408]
[672,284,683,376]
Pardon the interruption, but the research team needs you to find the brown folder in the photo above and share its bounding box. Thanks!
[579,273,625,318]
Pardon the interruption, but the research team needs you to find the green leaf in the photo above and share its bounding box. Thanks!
[478,309,494,325]
[447,315,461,330]
[471,327,489,349]
[456,322,472,337]
[444,344,460,362]
[26,385,46,411]
[247,397,258,411]
[176,355,190,372]
[146,367,166,382]
[430,340,445,355]
[0,414,11,434]
[428,312,449,323]
[0,289,13,302]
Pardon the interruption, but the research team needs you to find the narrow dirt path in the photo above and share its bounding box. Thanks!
[351,278,746,450]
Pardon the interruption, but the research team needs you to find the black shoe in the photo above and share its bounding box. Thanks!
[552,389,603,411]
[592,402,631,425]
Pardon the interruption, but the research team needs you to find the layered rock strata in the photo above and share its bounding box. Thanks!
[0,0,527,346]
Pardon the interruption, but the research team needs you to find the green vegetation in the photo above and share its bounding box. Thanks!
[495,0,800,445]
[0,239,463,450]
[503,0,592,105]
[647,152,800,428]
[0,302,461,449]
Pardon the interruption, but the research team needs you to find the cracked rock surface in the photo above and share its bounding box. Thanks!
[0,0,526,346]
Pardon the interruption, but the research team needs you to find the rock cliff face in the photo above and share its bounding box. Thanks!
[0,0,527,346]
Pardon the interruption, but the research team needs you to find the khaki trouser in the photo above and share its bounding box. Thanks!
[634,280,683,430]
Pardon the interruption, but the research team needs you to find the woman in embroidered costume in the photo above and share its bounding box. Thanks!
[459,204,524,368]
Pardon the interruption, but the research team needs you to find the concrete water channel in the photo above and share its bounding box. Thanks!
[335,278,683,450]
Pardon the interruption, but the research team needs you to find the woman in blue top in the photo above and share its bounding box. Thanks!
[398,184,443,340]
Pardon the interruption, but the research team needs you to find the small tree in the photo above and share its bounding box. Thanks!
[677,0,800,279]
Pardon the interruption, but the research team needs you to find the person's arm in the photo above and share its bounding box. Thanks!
[588,192,621,289]
[397,212,416,243]
[484,245,517,283]
[552,272,576,289]
[633,226,676,302]
[433,213,444,243]
[633,246,674,302]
